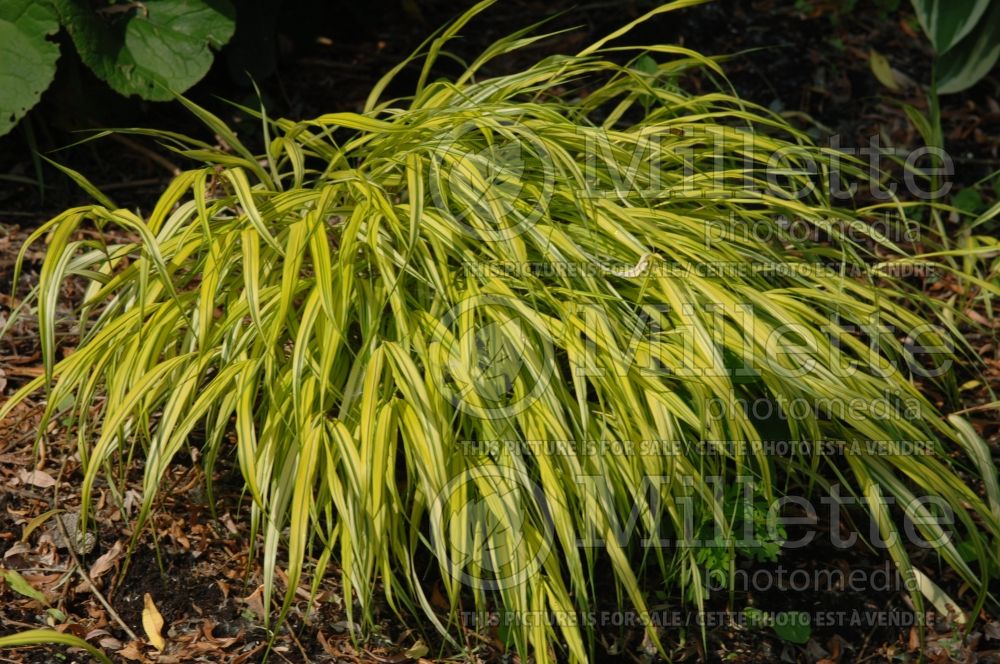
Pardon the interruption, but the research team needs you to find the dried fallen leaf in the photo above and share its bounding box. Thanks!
[86,629,123,651]
[804,638,830,662]
[19,469,56,488]
[200,619,242,649]
[3,541,31,560]
[220,512,238,535]
[123,489,142,515]
[869,49,900,91]
[966,308,995,327]
[117,641,145,661]
[231,642,267,664]
[142,592,166,651]
[241,585,266,622]
[89,540,123,580]
[430,581,449,611]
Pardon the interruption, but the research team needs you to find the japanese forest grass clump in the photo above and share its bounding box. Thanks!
[3,1,999,660]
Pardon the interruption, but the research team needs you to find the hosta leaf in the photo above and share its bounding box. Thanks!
[935,0,1000,94]
[0,0,60,136]
[911,0,991,54]
[54,0,235,101]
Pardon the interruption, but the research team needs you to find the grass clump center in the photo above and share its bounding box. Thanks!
[4,1,998,660]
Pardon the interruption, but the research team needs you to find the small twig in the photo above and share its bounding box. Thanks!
[273,648,297,664]
[362,649,410,663]
[52,457,140,642]
[949,401,1000,416]
[284,624,312,663]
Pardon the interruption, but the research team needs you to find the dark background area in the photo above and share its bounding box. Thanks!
[1,0,998,227]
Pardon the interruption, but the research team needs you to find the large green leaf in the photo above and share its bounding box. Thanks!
[936,0,1000,93]
[911,0,991,54]
[0,0,60,136]
[55,0,235,101]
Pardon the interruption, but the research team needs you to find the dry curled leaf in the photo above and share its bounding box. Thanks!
[19,468,56,488]
[117,641,145,661]
[89,540,123,579]
[85,628,123,651]
[241,585,266,622]
[142,592,166,651]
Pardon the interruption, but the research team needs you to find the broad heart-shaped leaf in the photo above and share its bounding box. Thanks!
[936,0,1000,94]
[0,0,60,136]
[911,0,991,54]
[55,0,235,101]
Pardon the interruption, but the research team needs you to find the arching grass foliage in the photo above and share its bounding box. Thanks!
[3,1,998,660]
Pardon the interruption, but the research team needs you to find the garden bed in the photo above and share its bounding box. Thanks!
[1,1,998,662]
